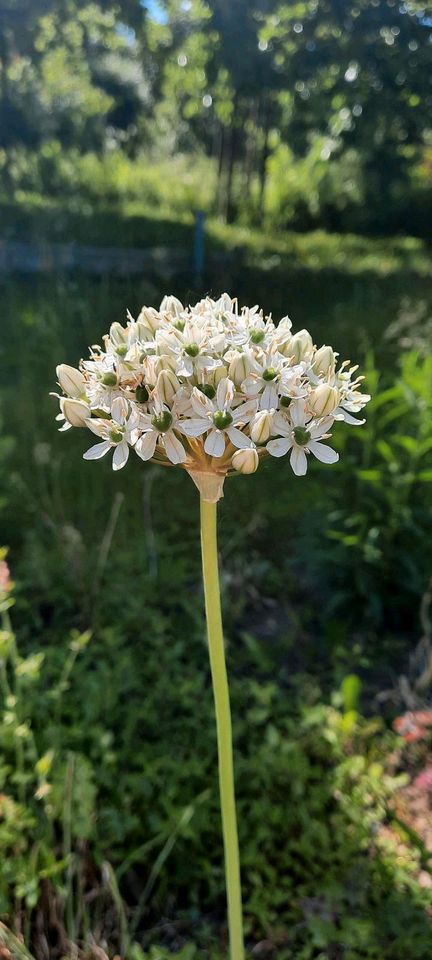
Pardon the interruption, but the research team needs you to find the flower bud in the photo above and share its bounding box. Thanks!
[109,322,127,347]
[213,364,229,385]
[312,345,336,377]
[56,364,86,398]
[160,295,184,318]
[101,372,118,387]
[250,410,273,444]
[308,384,340,417]
[156,369,180,406]
[278,315,292,332]
[290,330,313,363]
[228,352,252,387]
[155,353,177,376]
[137,307,161,336]
[232,447,259,474]
[61,398,91,427]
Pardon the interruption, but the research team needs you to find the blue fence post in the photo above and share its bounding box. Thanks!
[193,210,205,279]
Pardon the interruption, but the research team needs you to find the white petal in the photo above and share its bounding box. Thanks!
[190,390,214,417]
[336,407,365,426]
[226,425,252,449]
[135,431,158,460]
[216,377,234,410]
[163,431,187,464]
[196,354,219,371]
[111,396,129,425]
[112,440,129,471]
[204,429,226,457]
[290,446,308,475]
[232,398,258,423]
[83,440,111,461]
[266,438,292,458]
[308,440,339,464]
[177,357,194,377]
[272,412,292,437]
[87,418,109,437]
[241,376,261,397]
[178,418,209,437]
[309,417,334,439]
[260,383,278,410]
[289,399,307,427]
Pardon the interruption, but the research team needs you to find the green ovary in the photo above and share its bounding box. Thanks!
[213,411,233,430]
[152,411,173,433]
[293,426,311,446]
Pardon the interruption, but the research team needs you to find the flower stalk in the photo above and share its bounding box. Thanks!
[200,497,245,960]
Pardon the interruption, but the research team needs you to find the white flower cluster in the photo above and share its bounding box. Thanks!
[53,293,370,498]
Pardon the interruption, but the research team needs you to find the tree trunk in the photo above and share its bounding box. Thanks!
[224,122,236,224]
[0,27,13,195]
[242,98,258,206]
[216,122,226,217]
[257,97,271,224]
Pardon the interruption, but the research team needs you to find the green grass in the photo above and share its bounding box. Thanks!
[1,204,432,958]
[1,194,431,278]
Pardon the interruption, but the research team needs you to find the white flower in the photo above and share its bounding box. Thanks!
[288,329,314,363]
[157,322,222,379]
[180,378,257,457]
[266,399,339,476]
[56,364,87,399]
[54,292,369,495]
[135,403,187,464]
[62,398,91,427]
[250,409,275,444]
[232,446,259,474]
[83,397,138,471]
[312,345,336,377]
[241,353,287,409]
[154,369,181,406]
[160,295,185,319]
[227,351,254,388]
[307,384,340,418]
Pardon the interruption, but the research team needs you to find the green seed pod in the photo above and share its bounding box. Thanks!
[135,385,149,403]
[250,329,265,345]
[101,372,118,387]
[185,343,200,358]
[199,384,216,400]
[151,411,173,433]
[293,426,311,447]
[213,411,233,430]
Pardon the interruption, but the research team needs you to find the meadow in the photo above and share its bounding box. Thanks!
[1,204,432,959]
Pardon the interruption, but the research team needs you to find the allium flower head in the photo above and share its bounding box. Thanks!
[52,294,370,500]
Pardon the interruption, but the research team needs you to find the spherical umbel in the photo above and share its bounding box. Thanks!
[52,293,370,499]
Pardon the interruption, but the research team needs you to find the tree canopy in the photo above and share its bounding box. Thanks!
[0,0,431,233]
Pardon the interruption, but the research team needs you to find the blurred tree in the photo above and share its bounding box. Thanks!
[0,0,430,230]
[261,0,432,230]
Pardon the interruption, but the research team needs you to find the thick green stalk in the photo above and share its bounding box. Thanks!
[200,497,245,960]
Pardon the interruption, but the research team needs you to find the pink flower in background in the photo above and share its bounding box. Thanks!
[414,768,432,791]
[0,560,11,596]
[393,711,432,743]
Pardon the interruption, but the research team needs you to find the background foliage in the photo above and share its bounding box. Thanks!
[1,1,432,958]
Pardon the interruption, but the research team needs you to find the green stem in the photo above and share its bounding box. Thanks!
[200,497,245,960]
